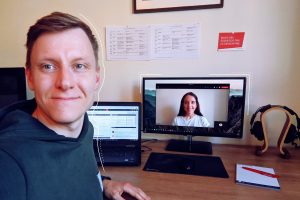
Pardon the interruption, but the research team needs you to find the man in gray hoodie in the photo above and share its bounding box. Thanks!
[0,12,150,200]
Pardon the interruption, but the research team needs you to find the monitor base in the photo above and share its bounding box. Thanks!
[166,139,212,155]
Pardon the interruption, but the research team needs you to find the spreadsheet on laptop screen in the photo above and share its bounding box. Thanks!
[87,104,140,140]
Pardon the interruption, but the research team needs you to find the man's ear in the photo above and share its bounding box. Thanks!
[25,67,35,91]
[95,66,101,90]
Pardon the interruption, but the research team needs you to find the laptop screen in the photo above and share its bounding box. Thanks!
[87,102,140,140]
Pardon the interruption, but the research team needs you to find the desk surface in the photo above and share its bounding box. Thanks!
[101,141,300,200]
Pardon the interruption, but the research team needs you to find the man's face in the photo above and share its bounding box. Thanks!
[183,95,197,116]
[26,28,100,125]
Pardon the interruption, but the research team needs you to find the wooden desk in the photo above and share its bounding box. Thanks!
[101,141,300,200]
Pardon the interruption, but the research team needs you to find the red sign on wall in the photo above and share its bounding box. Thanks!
[218,32,245,50]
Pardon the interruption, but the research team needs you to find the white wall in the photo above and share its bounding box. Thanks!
[0,0,299,146]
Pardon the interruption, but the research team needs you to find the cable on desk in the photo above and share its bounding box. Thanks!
[142,138,158,144]
[141,145,152,152]
[141,138,158,152]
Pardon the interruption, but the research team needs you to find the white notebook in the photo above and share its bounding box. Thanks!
[236,164,280,190]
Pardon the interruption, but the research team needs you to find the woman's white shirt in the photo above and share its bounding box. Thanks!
[172,115,210,127]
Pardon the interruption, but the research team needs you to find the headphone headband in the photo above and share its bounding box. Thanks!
[251,105,299,129]
[250,104,271,125]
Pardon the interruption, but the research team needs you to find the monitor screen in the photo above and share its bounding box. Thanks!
[143,77,246,154]
[0,67,27,109]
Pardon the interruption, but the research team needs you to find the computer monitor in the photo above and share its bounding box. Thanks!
[0,67,27,108]
[143,77,246,154]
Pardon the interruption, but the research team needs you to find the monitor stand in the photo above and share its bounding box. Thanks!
[165,135,212,155]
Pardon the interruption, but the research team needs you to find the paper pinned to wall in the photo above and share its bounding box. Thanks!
[217,32,245,51]
[106,24,200,61]
[106,25,151,60]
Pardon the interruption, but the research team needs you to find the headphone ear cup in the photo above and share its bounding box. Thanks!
[284,124,297,143]
[251,121,264,141]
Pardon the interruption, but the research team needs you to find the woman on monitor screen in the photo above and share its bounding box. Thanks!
[172,92,210,127]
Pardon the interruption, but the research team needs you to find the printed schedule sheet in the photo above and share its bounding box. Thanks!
[106,24,200,60]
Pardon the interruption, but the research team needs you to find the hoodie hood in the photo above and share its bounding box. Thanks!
[0,99,90,142]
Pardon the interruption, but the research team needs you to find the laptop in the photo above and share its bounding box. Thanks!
[87,102,141,166]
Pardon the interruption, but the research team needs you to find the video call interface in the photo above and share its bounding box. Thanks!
[156,83,230,127]
[143,78,246,138]
[87,105,140,140]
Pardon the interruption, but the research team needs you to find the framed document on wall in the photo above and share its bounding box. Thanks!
[133,0,224,13]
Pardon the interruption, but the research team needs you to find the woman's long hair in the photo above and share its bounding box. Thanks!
[177,92,203,116]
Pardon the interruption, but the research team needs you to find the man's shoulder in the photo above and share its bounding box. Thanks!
[0,149,26,199]
[0,149,22,172]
